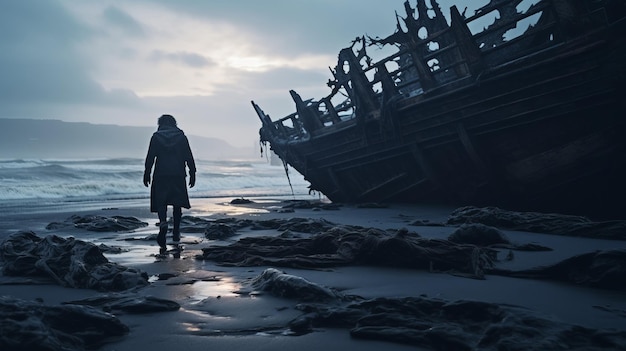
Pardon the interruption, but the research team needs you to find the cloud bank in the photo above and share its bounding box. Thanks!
[1,0,490,147]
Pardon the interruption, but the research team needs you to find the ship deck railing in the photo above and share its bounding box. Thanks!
[262,0,609,143]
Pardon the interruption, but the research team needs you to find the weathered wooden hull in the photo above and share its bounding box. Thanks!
[255,0,626,218]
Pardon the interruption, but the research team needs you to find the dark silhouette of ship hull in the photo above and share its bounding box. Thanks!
[253,0,626,218]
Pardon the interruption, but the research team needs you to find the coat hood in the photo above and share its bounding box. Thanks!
[153,125,185,148]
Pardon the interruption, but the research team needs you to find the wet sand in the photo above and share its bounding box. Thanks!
[1,197,625,350]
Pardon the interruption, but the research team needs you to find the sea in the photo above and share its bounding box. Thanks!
[0,158,315,214]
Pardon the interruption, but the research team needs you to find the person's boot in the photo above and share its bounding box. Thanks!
[157,222,168,249]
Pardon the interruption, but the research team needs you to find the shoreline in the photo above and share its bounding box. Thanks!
[1,197,626,350]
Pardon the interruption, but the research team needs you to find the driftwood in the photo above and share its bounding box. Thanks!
[0,231,149,291]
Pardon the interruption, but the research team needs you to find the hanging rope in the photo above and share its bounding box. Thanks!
[260,140,295,198]
[281,150,295,199]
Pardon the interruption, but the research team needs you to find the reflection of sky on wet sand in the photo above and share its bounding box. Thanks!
[187,276,245,302]
[188,197,299,217]
[145,269,303,337]
[144,266,250,301]
[178,292,302,336]
[89,196,310,336]
[191,201,270,216]
[105,240,254,303]
[96,197,300,268]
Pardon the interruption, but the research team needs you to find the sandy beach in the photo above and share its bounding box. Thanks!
[1,196,626,350]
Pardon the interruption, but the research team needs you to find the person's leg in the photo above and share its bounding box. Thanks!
[157,206,168,248]
[172,206,182,243]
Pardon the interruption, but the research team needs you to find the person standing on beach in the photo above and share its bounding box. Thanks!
[143,114,196,252]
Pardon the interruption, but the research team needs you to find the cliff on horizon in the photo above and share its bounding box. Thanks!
[0,118,256,160]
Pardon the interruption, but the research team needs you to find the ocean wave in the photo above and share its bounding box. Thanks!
[0,157,142,166]
[0,164,143,181]
[0,158,310,201]
[47,158,143,166]
[0,183,140,200]
[0,159,47,169]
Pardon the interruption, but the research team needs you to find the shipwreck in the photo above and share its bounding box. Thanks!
[252,0,626,218]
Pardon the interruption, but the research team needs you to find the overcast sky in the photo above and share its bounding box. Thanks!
[1,0,496,147]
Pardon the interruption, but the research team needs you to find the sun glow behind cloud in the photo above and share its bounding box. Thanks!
[63,2,333,98]
[8,1,496,147]
[226,53,335,72]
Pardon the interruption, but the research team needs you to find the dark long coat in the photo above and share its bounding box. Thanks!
[144,125,196,212]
